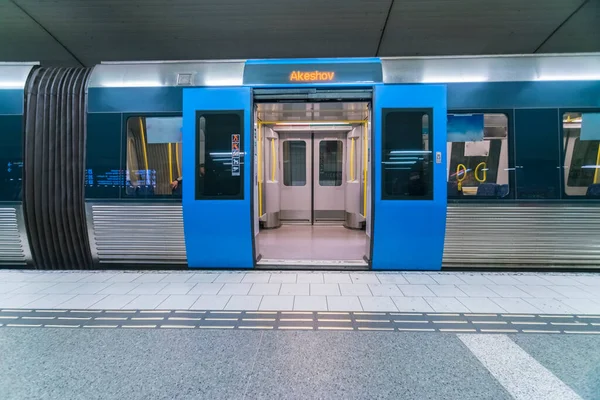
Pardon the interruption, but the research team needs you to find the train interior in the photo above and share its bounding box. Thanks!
[253,100,371,267]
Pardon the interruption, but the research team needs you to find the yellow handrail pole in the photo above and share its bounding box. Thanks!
[350,137,355,181]
[271,137,276,182]
[456,163,467,191]
[475,162,487,183]
[138,117,149,183]
[594,143,600,184]
[363,121,368,217]
[175,143,181,178]
[168,143,173,183]
[258,122,263,217]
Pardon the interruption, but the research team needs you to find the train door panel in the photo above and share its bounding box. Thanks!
[279,134,311,222]
[182,87,254,268]
[373,85,447,270]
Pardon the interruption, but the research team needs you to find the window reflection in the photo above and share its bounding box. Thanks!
[447,113,509,199]
[319,140,343,186]
[283,141,307,186]
[563,112,600,197]
[382,111,433,199]
[126,116,182,198]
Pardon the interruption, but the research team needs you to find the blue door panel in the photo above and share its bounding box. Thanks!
[373,85,447,270]
[183,87,253,269]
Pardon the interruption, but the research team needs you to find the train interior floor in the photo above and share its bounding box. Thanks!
[256,224,367,264]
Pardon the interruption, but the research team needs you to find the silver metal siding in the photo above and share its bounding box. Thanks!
[444,204,600,268]
[87,203,187,265]
[0,206,31,266]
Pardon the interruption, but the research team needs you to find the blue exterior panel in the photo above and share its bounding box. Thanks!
[373,85,447,270]
[182,87,254,269]
[0,89,24,115]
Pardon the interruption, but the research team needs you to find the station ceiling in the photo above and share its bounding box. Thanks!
[1,0,599,67]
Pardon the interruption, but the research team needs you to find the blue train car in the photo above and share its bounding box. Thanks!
[1,54,600,270]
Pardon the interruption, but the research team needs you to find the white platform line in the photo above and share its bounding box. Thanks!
[458,334,582,400]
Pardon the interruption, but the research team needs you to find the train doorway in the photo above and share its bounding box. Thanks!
[253,94,372,267]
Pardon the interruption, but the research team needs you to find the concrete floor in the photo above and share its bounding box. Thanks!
[257,225,367,261]
[0,328,598,400]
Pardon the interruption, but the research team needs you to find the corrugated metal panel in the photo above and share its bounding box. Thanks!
[0,206,29,266]
[444,204,600,268]
[88,203,187,265]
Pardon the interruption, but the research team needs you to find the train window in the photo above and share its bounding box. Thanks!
[563,112,600,197]
[382,110,433,200]
[319,140,343,186]
[283,141,306,186]
[125,116,183,198]
[447,113,509,199]
[196,111,244,200]
[0,116,23,201]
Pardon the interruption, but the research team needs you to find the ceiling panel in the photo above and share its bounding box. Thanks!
[0,1,78,65]
[537,0,600,53]
[13,0,391,66]
[378,0,586,56]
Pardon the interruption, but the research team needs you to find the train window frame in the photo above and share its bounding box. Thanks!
[446,110,514,202]
[381,108,434,201]
[195,110,245,201]
[121,113,183,201]
[560,108,600,199]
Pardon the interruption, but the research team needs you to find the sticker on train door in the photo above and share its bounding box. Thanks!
[231,134,241,176]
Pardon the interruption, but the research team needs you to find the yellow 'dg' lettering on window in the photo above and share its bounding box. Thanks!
[289,71,335,82]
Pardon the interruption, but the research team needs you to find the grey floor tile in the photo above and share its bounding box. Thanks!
[22,294,77,309]
[90,295,139,310]
[455,274,494,285]
[191,295,231,310]
[397,284,435,297]
[249,284,281,296]
[158,283,196,295]
[20,273,60,283]
[512,275,553,285]
[368,284,402,297]
[516,285,563,298]
[259,296,294,311]
[428,285,467,297]
[359,296,398,312]
[105,273,143,283]
[218,283,252,295]
[156,295,200,310]
[68,283,112,295]
[0,282,28,294]
[128,283,169,295]
[524,298,579,314]
[489,298,542,314]
[122,295,169,310]
[269,274,297,284]
[186,273,219,283]
[296,273,324,284]
[540,275,583,286]
[77,273,119,283]
[214,273,246,283]
[429,274,466,285]
[457,297,507,313]
[225,295,263,311]
[327,296,363,311]
[98,283,141,295]
[571,275,600,286]
[279,283,309,296]
[241,273,272,283]
[38,283,84,294]
[560,298,600,314]
[424,297,470,313]
[376,274,409,285]
[310,284,340,296]
[132,273,171,283]
[158,274,193,283]
[487,284,531,298]
[58,295,108,309]
[549,285,597,299]
[456,284,498,297]
[350,273,380,284]
[484,275,522,285]
[294,296,327,311]
[49,273,92,283]
[188,283,224,295]
[8,282,58,294]
[339,283,372,296]
[391,296,434,312]
[403,274,438,285]
[0,273,32,282]
[0,294,47,308]
[323,273,352,284]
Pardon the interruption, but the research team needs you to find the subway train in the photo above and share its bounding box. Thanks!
[1,54,600,271]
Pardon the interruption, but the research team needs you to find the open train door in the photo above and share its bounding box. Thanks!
[182,87,254,268]
[372,85,447,270]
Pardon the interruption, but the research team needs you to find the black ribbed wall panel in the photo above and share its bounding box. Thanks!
[23,67,93,270]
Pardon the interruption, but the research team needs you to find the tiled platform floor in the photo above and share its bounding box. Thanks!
[0,270,599,314]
